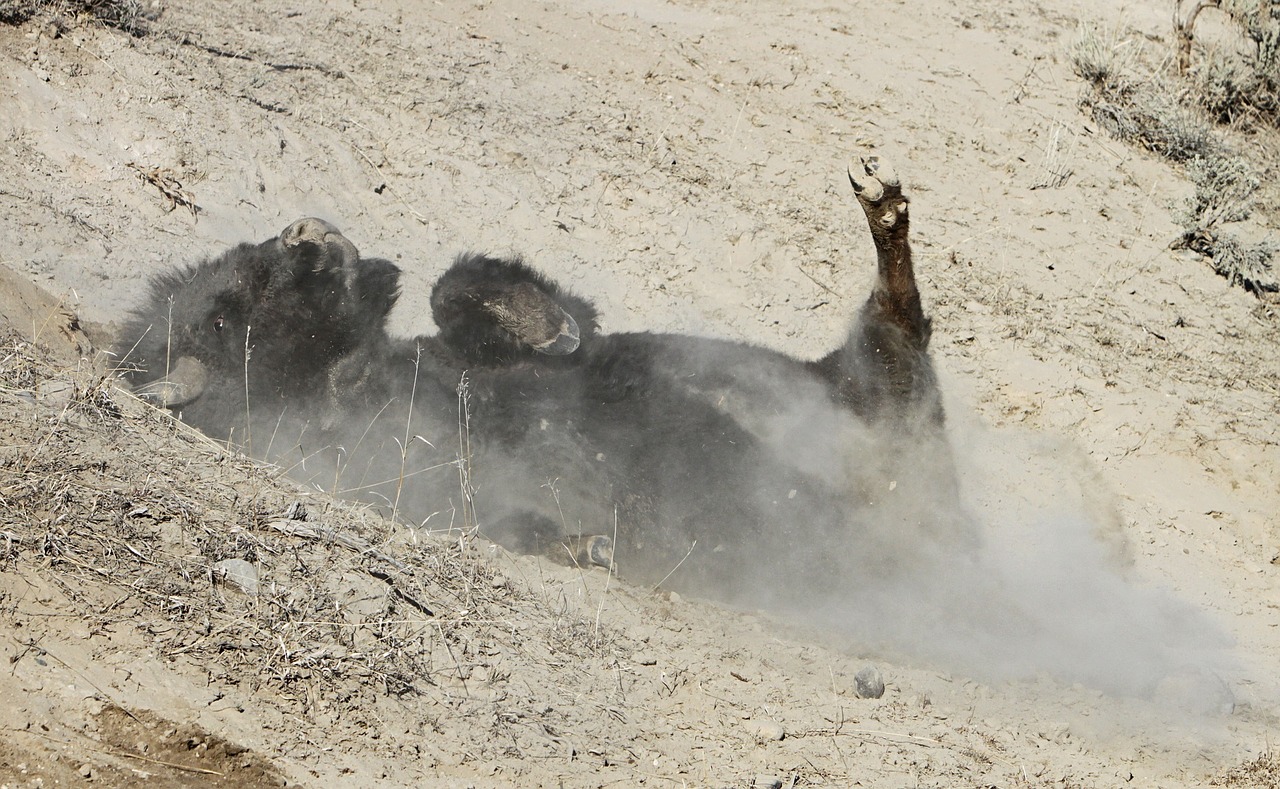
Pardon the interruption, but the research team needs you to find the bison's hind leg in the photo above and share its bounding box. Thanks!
[848,156,929,349]
[815,155,940,423]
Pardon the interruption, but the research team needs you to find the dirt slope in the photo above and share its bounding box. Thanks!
[1,0,1278,786]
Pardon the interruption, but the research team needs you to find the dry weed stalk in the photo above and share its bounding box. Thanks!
[455,372,478,533]
[126,162,199,217]
[0,329,593,708]
[1175,0,1221,75]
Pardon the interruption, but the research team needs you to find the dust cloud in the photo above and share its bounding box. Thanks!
[797,397,1235,704]
[234,326,1235,707]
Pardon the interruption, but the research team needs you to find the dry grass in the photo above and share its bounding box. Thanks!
[0,327,619,717]
[127,162,200,217]
[1070,19,1278,295]
[0,0,151,32]
[1177,0,1280,123]
[1213,750,1280,788]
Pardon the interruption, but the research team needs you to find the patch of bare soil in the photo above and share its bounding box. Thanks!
[1,0,1278,786]
[0,701,286,788]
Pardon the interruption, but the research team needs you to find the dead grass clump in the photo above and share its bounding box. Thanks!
[1070,20,1278,295]
[1177,229,1280,293]
[1071,22,1217,163]
[0,328,619,719]
[1069,20,1138,90]
[1168,151,1279,293]
[1212,750,1280,788]
[0,0,152,33]
[1177,0,1280,123]
[127,162,200,217]
[1083,80,1218,162]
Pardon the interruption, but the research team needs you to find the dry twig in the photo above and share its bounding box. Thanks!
[127,162,199,217]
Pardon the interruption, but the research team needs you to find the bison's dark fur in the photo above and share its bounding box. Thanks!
[115,217,400,440]
[317,156,963,607]
[115,156,964,611]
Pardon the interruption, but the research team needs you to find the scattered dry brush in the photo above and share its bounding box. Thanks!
[1070,17,1278,295]
[0,328,618,726]
[0,0,152,33]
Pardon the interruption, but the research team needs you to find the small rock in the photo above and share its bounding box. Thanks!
[854,665,885,699]
[213,559,259,595]
[752,777,783,789]
[744,719,785,742]
[78,763,93,779]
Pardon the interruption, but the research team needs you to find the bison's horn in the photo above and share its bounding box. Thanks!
[279,217,362,281]
[486,281,583,356]
[531,312,580,355]
[133,355,209,408]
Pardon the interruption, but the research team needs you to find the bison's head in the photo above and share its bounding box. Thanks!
[115,218,400,430]
[430,253,600,366]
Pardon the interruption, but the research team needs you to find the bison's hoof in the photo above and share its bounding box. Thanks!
[848,155,908,229]
[576,534,614,569]
[279,217,362,273]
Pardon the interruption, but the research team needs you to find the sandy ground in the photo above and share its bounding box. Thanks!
[1,0,1278,786]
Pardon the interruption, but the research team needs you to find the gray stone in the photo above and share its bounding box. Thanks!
[213,559,259,595]
[744,719,785,742]
[854,664,885,699]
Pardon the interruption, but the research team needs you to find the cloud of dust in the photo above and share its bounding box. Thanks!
[242,322,1236,707]
[789,390,1237,703]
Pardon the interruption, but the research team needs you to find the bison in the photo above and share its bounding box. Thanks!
[317,155,966,607]
[115,154,966,611]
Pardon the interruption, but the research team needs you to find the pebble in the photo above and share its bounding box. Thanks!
[213,559,259,595]
[752,777,783,789]
[744,719,785,742]
[854,664,885,699]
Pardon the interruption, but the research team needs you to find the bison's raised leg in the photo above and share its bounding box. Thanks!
[814,155,941,424]
[848,156,929,353]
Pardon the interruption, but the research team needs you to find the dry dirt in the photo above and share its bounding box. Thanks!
[1,0,1278,786]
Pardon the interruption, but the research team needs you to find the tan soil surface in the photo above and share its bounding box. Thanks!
[1,0,1278,786]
